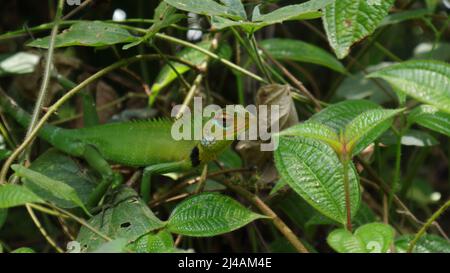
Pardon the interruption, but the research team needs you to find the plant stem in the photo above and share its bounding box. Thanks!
[390,133,402,207]
[24,0,64,152]
[342,157,352,232]
[154,33,267,84]
[25,204,64,253]
[407,199,450,253]
[221,180,309,253]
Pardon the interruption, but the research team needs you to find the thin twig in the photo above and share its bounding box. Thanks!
[407,199,450,253]
[24,0,64,155]
[25,204,64,253]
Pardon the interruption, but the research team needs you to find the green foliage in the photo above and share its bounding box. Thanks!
[369,60,450,114]
[260,38,346,73]
[408,105,450,137]
[11,247,36,253]
[167,192,266,237]
[20,149,96,209]
[274,137,360,225]
[12,164,90,216]
[0,0,448,254]
[123,2,183,49]
[0,184,43,209]
[395,234,450,253]
[327,223,395,253]
[165,0,334,33]
[77,187,165,252]
[28,21,136,48]
[323,0,395,59]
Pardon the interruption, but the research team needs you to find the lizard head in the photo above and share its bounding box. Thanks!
[193,106,253,165]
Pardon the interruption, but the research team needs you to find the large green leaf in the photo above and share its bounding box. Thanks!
[123,2,183,50]
[28,21,136,48]
[327,222,395,253]
[167,192,265,237]
[408,105,450,137]
[323,0,394,59]
[274,137,360,225]
[211,0,334,33]
[368,60,450,114]
[21,149,96,209]
[309,100,380,132]
[0,184,43,209]
[395,234,450,253]
[12,164,90,215]
[260,39,345,74]
[277,122,341,152]
[344,108,403,155]
[77,187,165,252]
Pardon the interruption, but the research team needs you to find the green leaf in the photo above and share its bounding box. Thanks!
[274,137,360,225]
[27,21,136,48]
[327,222,395,253]
[309,100,380,133]
[344,108,403,155]
[250,0,332,28]
[131,230,191,253]
[146,230,175,253]
[211,0,334,33]
[323,0,395,59]
[11,247,36,253]
[164,0,237,18]
[368,60,450,114]
[260,39,346,74]
[395,234,450,253]
[149,41,231,105]
[0,184,43,209]
[123,2,183,49]
[77,187,165,252]
[21,149,96,209]
[277,122,341,152]
[408,105,450,137]
[12,164,90,216]
[91,238,128,253]
[167,192,265,237]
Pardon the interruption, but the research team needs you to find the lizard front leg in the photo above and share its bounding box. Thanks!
[83,145,122,209]
[141,161,191,204]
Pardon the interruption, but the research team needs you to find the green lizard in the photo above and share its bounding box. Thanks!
[0,88,250,207]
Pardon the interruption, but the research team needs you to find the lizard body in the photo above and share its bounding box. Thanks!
[0,89,247,206]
